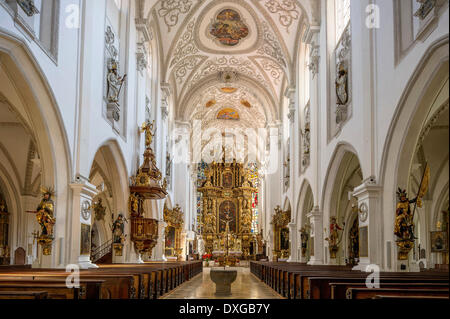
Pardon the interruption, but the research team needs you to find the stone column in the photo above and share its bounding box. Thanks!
[287,222,298,262]
[69,181,98,269]
[353,179,382,271]
[307,207,323,265]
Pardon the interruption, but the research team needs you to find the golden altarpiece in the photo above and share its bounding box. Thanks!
[198,157,257,262]
[163,204,184,260]
[271,205,291,260]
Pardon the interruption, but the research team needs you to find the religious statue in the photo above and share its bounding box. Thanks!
[141,120,155,149]
[240,199,252,233]
[112,214,126,244]
[93,198,106,221]
[0,198,6,213]
[335,62,348,105]
[36,187,56,238]
[128,193,140,217]
[348,219,359,265]
[106,59,127,104]
[327,217,344,246]
[299,224,310,257]
[394,188,419,242]
[325,216,344,258]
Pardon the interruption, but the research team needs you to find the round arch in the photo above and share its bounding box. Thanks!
[379,37,448,268]
[0,31,71,267]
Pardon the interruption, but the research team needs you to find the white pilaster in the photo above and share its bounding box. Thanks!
[353,179,382,271]
[287,222,298,262]
[69,181,99,269]
[307,207,323,265]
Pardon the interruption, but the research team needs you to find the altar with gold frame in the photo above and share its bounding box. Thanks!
[198,157,257,260]
[271,205,291,260]
[163,204,184,259]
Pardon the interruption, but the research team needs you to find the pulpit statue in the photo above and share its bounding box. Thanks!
[141,120,155,149]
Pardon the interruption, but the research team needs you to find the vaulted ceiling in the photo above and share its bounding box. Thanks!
[143,0,320,126]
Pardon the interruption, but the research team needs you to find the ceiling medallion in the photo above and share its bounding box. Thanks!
[206,100,216,107]
[209,9,249,46]
[218,70,239,84]
[217,108,240,120]
[220,87,237,93]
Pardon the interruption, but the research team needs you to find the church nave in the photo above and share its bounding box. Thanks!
[162,267,282,299]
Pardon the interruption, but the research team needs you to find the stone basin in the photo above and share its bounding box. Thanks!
[210,269,237,296]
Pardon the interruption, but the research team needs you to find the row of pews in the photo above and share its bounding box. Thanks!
[0,261,202,299]
[250,261,449,300]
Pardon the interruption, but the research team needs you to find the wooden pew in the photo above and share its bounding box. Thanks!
[0,261,202,299]
[330,282,450,299]
[250,261,449,300]
[346,287,449,299]
[0,271,134,299]
[0,291,48,299]
[308,274,449,299]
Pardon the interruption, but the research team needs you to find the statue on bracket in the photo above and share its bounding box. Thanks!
[395,188,420,260]
[112,214,126,244]
[325,216,344,259]
[36,187,56,255]
[395,164,429,260]
[111,213,127,256]
[299,224,310,258]
[93,198,106,221]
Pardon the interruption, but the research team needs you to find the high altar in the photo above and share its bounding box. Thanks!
[198,157,257,262]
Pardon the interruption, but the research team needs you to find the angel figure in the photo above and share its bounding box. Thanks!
[141,120,155,148]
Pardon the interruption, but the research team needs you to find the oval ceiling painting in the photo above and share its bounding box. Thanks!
[217,108,240,120]
[209,9,249,46]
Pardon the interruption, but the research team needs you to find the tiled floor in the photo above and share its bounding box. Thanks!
[162,267,282,299]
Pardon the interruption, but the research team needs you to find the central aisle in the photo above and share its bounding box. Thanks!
[162,267,282,299]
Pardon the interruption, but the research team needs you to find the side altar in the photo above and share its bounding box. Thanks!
[198,156,257,261]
